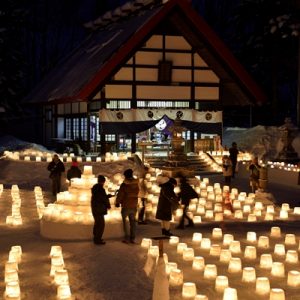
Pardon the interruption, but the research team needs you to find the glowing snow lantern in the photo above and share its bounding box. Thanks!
[194,295,208,300]
[57,284,72,300]
[274,244,286,256]
[285,234,296,245]
[244,246,257,260]
[223,287,237,300]
[141,238,152,249]
[219,249,231,263]
[242,267,256,283]
[269,288,285,300]
[258,236,269,248]
[210,244,221,257]
[255,277,270,295]
[279,209,288,219]
[54,269,69,285]
[192,256,205,271]
[228,257,242,273]
[5,269,19,283]
[223,234,234,246]
[200,238,211,250]
[183,248,194,261]
[50,245,62,257]
[169,236,179,245]
[271,262,285,277]
[212,228,222,239]
[182,282,197,299]
[260,254,273,269]
[177,243,187,254]
[148,246,159,258]
[203,264,217,280]
[169,268,183,286]
[285,250,298,263]
[229,241,241,254]
[247,214,257,222]
[271,227,281,238]
[5,281,20,299]
[215,275,228,292]
[165,262,177,275]
[287,270,300,287]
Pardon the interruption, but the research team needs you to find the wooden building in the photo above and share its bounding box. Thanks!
[25,0,267,154]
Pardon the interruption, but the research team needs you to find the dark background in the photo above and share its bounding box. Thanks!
[0,0,299,136]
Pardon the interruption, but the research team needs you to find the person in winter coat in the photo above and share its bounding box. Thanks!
[66,161,82,182]
[229,142,239,178]
[138,166,149,224]
[222,155,233,185]
[156,177,179,236]
[47,154,65,197]
[91,175,112,245]
[248,156,261,192]
[115,169,139,244]
[176,177,198,229]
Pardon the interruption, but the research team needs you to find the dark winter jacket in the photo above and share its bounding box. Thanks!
[47,160,65,178]
[91,184,111,216]
[178,182,198,206]
[156,181,179,221]
[67,166,82,181]
[115,178,139,209]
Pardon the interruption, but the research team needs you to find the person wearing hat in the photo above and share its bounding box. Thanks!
[156,177,179,236]
[66,160,82,182]
[115,169,139,244]
[91,175,112,245]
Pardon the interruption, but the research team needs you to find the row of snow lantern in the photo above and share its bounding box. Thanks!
[4,150,130,162]
[34,186,45,219]
[142,227,300,299]
[3,245,72,300]
[6,185,23,226]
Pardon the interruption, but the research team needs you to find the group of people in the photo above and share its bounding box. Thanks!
[47,148,262,246]
[221,142,262,192]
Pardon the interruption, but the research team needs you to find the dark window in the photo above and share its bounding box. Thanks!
[158,60,172,84]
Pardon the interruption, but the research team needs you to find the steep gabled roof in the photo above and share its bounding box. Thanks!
[25,0,267,106]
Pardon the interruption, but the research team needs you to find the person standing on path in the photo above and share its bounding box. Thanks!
[138,166,149,224]
[91,175,112,245]
[47,154,65,197]
[229,142,239,178]
[176,177,198,229]
[156,177,179,236]
[115,169,139,244]
[248,156,261,193]
[66,160,82,182]
[222,155,233,186]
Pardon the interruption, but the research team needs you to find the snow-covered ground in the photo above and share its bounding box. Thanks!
[0,128,300,300]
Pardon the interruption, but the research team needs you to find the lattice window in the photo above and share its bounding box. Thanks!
[66,119,72,139]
